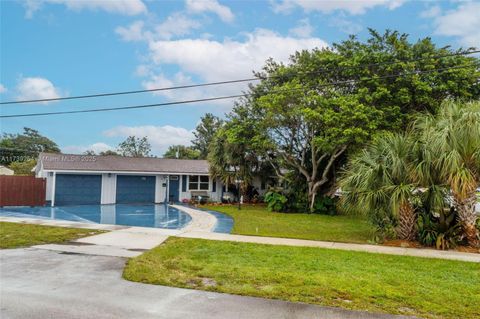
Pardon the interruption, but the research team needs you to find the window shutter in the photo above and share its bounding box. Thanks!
[212,179,216,192]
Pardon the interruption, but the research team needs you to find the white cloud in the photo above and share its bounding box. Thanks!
[15,77,63,103]
[147,28,328,81]
[116,13,201,42]
[103,125,194,155]
[420,5,441,19]
[289,18,313,38]
[186,0,234,22]
[140,71,236,108]
[135,64,151,77]
[142,72,194,98]
[63,142,114,154]
[272,0,405,15]
[115,21,147,42]
[115,23,328,108]
[154,13,202,40]
[431,2,480,47]
[329,14,363,34]
[0,84,7,94]
[140,29,328,108]
[24,0,147,18]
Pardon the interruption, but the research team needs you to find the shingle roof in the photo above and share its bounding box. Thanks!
[38,153,209,174]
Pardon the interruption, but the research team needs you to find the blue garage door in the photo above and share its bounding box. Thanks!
[55,174,102,205]
[116,175,155,204]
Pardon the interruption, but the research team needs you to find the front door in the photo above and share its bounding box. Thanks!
[168,175,179,202]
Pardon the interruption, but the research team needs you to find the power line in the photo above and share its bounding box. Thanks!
[0,78,256,105]
[1,49,479,105]
[1,63,477,119]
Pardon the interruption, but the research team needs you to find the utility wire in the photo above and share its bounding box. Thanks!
[1,49,479,105]
[1,63,477,119]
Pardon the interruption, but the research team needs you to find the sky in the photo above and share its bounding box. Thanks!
[1,0,479,156]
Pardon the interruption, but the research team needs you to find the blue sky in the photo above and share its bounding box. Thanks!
[1,0,479,155]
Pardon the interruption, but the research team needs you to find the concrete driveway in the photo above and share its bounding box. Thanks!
[0,248,415,319]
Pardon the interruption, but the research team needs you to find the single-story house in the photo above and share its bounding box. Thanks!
[0,165,14,175]
[36,153,266,206]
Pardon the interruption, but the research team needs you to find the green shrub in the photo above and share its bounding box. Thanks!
[264,191,288,212]
[312,196,337,215]
[369,213,398,243]
[417,208,461,250]
[8,159,36,175]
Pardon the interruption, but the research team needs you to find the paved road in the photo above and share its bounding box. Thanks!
[0,249,414,319]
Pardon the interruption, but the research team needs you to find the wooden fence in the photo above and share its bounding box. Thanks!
[0,176,46,206]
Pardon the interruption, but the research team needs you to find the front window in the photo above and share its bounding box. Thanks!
[188,175,209,190]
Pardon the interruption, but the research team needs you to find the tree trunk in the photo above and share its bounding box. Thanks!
[308,184,316,213]
[454,191,479,247]
[397,201,417,241]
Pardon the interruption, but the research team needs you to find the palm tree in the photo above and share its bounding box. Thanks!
[339,133,418,240]
[207,128,254,199]
[419,100,480,247]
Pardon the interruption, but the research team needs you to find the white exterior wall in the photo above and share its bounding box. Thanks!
[101,173,116,204]
[155,175,167,203]
[210,178,222,202]
[252,176,268,195]
[44,172,54,201]
[36,169,54,202]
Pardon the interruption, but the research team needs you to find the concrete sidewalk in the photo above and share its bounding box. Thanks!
[178,231,480,263]
[2,206,479,262]
[0,248,416,319]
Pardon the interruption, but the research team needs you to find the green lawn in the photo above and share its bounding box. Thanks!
[0,222,104,249]
[201,204,375,243]
[124,237,480,319]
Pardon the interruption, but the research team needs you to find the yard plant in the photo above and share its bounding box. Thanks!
[419,101,480,246]
[340,101,480,247]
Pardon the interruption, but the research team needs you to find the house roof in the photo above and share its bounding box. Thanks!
[0,165,14,172]
[38,153,210,174]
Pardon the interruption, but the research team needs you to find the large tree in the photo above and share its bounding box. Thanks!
[163,145,200,159]
[208,111,270,188]
[117,136,151,157]
[287,29,479,130]
[192,113,223,159]
[256,84,382,210]
[211,30,479,211]
[0,127,60,165]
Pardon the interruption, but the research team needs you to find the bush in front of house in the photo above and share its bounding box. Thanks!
[264,191,288,212]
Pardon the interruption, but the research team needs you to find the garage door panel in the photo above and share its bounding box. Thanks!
[55,174,102,205]
[116,175,155,203]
